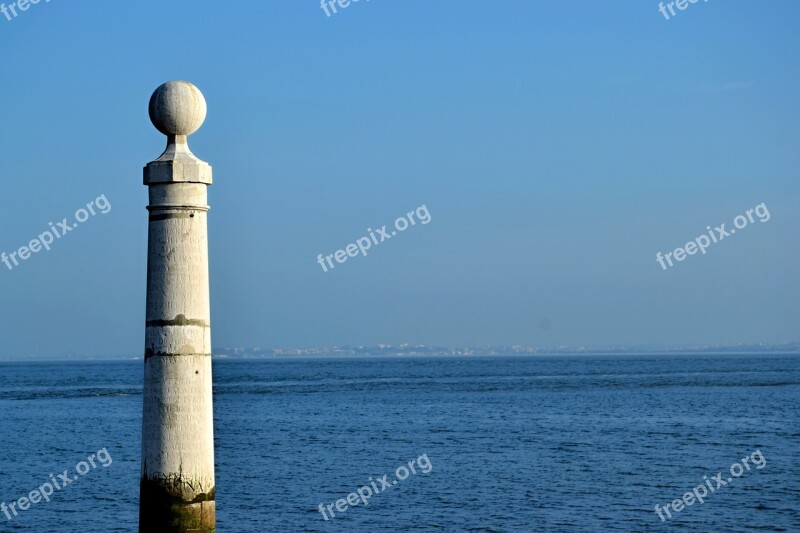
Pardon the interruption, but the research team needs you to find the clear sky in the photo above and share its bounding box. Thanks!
[0,0,798,358]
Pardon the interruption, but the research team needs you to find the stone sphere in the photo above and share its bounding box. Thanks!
[148,81,207,136]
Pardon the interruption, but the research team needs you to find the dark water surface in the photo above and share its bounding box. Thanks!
[0,355,798,532]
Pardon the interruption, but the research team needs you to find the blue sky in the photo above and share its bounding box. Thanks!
[0,0,798,357]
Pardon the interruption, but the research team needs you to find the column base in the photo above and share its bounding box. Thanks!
[140,479,215,532]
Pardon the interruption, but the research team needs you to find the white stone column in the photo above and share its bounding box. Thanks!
[140,81,216,532]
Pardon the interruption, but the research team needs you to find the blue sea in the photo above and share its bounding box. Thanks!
[0,355,798,532]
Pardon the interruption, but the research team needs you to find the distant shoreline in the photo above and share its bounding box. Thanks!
[1,346,798,363]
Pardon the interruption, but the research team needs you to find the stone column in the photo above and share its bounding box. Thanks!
[140,80,216,532]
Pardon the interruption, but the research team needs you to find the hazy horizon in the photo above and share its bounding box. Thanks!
[2,341,799,362]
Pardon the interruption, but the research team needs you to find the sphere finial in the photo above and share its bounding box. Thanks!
[148,81,207,137]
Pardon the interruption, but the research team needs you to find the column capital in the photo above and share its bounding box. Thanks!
[144,81,212,186]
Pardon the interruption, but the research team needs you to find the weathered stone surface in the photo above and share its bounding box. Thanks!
[141,81,216,532]
[149,81,207,137]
